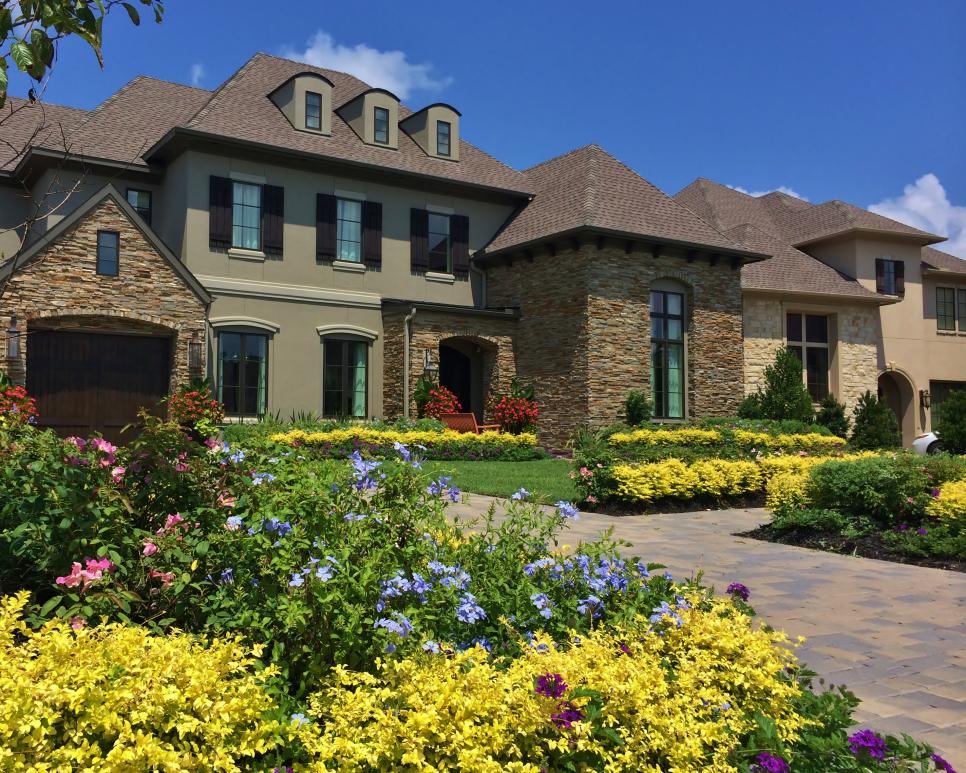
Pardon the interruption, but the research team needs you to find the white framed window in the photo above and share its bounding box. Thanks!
[231,181,261,250]
[787,312,829,401]
[336,198,363,262]
[305,91,322,130]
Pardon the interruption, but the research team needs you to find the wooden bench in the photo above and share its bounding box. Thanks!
[440,413,501,434]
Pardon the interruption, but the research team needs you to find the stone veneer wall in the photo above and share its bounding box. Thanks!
[742,294,879,414]
[381,306,517,421]
[0,197,207,387]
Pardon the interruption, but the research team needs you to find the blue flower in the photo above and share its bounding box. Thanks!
[374,612,413,638]
[531,592,554,619]
[343,512,366,521]
[636,561,651,578]
[225,515,244,531]
[251,472,276,486]
[456,592,486,624]
[314,563,335,582]
[289,572,305,588]
[290,713,309,726]
[349,450,381,491]
[523,557,555,577]
[511,487,531,501]
[393,441,411,462]
[264,518,292,537]
[650,601,683,627]
[228,448,246,464]
[422,640,441,654]
[220,567,234,585]
[555,501,580,520]
[577,595,602,618]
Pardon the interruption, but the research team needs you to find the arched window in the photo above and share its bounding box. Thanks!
[650,281,687,419]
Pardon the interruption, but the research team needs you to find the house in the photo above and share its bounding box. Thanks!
[1,52,964,445]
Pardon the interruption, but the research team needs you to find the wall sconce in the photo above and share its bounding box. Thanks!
[187,331,203,376]
[422,348,438,378]
[920,389,931,409]
[5,316,19,360]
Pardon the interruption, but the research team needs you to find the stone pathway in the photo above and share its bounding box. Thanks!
[450,496,966,767]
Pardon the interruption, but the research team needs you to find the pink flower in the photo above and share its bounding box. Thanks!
[586,494,598,504]
[55,558,114,591]
[64,455,89,467]
[174,462,190,473]
[142,542,158,557]
[111,466,126,483]
[56,562,84,588]
[148,569,175,588]
[204,437,220,450]
[90,437,118,466]
[156,513,186,536]
[70,616,87,631]
[65,436,87,450]
[216,490,237,509]
[579,467,593,479]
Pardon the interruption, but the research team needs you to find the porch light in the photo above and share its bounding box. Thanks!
[188,331,203,376]
[423,348,438,377]
[5,316,19,360]
[920,389,931,409]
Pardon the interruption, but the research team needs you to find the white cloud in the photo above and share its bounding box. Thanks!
[727,184,809,201]
[281,31,452,100]
[190,63,205,87]
[869,173,966,258]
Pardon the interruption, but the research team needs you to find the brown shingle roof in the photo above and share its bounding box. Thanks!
[922,246,966,275]
[171,53,530,195]
[0,97,88,171]
[484,145,755,256]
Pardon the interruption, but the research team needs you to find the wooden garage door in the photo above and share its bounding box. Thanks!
[27,331,171,443]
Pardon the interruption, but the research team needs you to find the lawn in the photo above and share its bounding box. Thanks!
[422,459,579,502]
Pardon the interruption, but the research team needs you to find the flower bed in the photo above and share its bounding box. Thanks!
[270,427,545,461]
[608,427,846,454]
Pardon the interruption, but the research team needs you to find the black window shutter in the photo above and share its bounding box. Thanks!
[451,214,470,278]
[410,208,429,273]
[209,176,232,248]
[875,259,885,293]
[895,261,905,296]
[362,201,383,269]
[262,184,284,256]
[316,193,337,262]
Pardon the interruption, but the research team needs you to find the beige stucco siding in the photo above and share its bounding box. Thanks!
[0,184,26,260]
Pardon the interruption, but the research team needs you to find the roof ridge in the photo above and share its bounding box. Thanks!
[523,143,598,174]
[129,74,211,94]
[185,53,262,129]
[249,50,374,91]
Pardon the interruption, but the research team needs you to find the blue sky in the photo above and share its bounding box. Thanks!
[10,0,966,254]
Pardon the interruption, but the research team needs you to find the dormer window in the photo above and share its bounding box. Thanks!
[305,91,322,130]
[437,121,451,157]
[373,107,390,145]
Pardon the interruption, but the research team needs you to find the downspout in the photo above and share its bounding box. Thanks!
[402,306,417,419]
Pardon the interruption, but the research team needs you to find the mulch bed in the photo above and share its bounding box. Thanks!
[591,493,767,518]
[738,524,966,573]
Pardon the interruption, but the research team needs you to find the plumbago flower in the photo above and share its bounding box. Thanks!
[427,475,461,503]
[511,487,531,501]
[350,450,381,491]
[456,592,486,624]
[374,612,414,638]
[555,501,579,520]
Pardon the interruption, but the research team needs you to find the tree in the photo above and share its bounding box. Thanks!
[935,390,966,454]
[0,0,165,108]
[815,393,850,438]
[849,391,901,450]
[745,347,814,423]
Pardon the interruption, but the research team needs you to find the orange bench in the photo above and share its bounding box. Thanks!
[440,413,500,434]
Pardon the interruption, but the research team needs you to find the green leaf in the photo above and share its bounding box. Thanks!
[121,3,140,25]
[194,540,210,556]
[10,40,33,71]
[39,596,62,617]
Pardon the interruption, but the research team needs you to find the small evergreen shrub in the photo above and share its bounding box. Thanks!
[623,390,652,426]
[746,348,814,423]
[849,391,900,450]
[737,393,764,419]
[815,393,850,439]
[935,389,966,454]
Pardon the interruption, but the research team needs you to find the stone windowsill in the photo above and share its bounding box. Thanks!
[333,260,366,274]
[426,271,456,284]
[227,248,266,262]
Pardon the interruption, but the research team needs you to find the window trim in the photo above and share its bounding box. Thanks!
[373,106,390,145]
[786,312,830,402]
[335,196,363,263]
[650,288,686,420]
[125,188,152,225]
[305,90,322,130]
[322,337,369,419]
[95,230,119,277]
[217,331,269,418]
[427,211,451,273]
[936,286,957,332]
[437,120,451,156]
[231,180,262,251]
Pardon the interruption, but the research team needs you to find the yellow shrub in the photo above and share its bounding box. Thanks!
[612,458,762,504]
[733,430,846,453]
[766,470,812,514]
[609,428,722,446]
[0,593,289,771]
[301,600,807,772]
[926,479,966,522]
[271,428,537,448]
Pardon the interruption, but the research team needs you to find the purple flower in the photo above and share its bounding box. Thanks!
[917,527,929,536]
[555,501,580,520]
[930,488,941,498]
[531,592,554,619]
[727,582,750,602]
[550,700,584,729]
[847,729,889,760]
[752,752,790,773]
[534,673,568,699]
[931,753,957,773]
[456,592,486,624]
[511,487,531,501]
[374,612,413,638]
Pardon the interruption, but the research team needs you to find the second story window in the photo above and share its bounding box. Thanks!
[373,106,389,144]
[96,231,119,276]
[936,287,966,332]
[437,120,451,156]
[126,189,152,225]
[305,91,322,130]
[336,198,362,262]
[232,181,261,250]
[875,258,904,296]
[787,312,829,401]
[427,212,451,272]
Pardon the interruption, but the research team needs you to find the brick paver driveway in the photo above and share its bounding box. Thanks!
[450,497,966,767]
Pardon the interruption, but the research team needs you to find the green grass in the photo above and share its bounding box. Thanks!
[422,459,579,502]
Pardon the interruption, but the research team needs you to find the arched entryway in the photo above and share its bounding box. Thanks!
[878,369,916,446]
[438,337,492,422]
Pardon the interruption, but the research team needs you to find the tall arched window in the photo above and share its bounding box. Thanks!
[650,282,686,419]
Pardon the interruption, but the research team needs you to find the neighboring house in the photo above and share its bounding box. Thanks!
[1,53,963,445]
[674,180,966,443]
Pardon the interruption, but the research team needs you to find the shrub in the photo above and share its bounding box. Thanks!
[926,478,966,522]
[850,391,900,450]
[489,394,540,434]
[737,392,764,419]
[423,385,462,419]
[766,470,812,516]
[815,393,850,439]
[612,458,763,505]
[749,347,815,423]
[935,389,966,454]
[0,592,291,770]
[770,507,851,535]
[623,389,651,426]
[165,381,224,438]
[302,598,809,772]
[882,520,966,560]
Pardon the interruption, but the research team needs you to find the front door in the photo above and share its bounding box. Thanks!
[439,344,474,419]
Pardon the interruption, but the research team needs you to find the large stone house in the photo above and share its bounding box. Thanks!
[1,53,964,445]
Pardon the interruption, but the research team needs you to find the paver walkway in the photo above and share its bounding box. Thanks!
[450,496,966,767]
